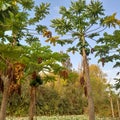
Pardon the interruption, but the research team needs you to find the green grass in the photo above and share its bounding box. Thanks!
[7,115,87,120]
[6,115,120,120]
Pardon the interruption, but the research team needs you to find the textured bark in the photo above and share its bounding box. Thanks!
[110,95,115,118]
[82,36,95,120]
[117,98,120,118]
[0,76,10,120]
[29,87,36,120]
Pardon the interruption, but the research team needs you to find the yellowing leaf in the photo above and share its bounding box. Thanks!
[49,36,59,46]
[103,13,117,27]
[42,29,52,38]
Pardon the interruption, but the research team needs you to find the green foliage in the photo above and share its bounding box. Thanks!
[95,30,120,68]
[0,0,69,94]
[25,35,39,45]
[50,0,107,56]
[0,64,118,117]
[0,1,71,120]
[0,0,29,38]
[114,78,120,91]
[0,0,50,44]
[21,42,68,75]
[88,33,99,39]
[20,0,34,10]
[51,0,104,34]
[51,18,72,35]
[36,25,47,33]
[0,43,24,62]
[29,3,50,24]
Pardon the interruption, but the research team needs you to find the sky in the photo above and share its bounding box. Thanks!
[33,0,120,86]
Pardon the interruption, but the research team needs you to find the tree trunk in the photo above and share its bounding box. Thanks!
[82,36,95,120]
[29,86,36,120]
[0,76,10,120]
[117,98,120,118]
[110,95,115,118]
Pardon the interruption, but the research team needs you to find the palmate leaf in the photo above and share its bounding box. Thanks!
[114,78,120,90]
[0,3,16,31]
[72,32,80,37]
[113,30,120,43]
[57,40,65,46]
[52,52,69,62]
[102,13,118,27]
[0,43,24,61]
[50,63,63,74]
[20,0,34,10]
[67,47,78,54]
[95,29,120,68]
[25,35,39,45]
[45,36,59,46]
[88,32,99,39]
[36,25,47,33]
[20,42,69,77]
[51,18,72,35]
[28,2,50,24]
[113,62,120,68]
[59,6,71,19]
[70,0,86,14]
[87,0,104,18]
[64,39,73,44]
[94,45,110,57]
[56,39,74,46]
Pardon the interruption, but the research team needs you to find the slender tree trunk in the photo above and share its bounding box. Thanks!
[110,95,115,118]
[0,76,10,120]
[117,98,120,118]
[29,86,36,120]
[82,36,95,120]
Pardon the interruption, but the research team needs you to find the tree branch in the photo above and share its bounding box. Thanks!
[86,37,97,42]
[86,26,102,34]
[0,54,9,64]
[95,26,107,33]
[84,24,93,33]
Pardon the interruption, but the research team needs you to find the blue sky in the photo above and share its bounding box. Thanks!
[34,0,120,85]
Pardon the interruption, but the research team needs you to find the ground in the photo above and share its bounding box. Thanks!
[6,115,120,120]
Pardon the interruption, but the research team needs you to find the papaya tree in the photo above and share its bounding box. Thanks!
[0,0,62,119]
[0,0,33,119]
[0,1,69,119]
[0,0,27,117]
[48,0,118,119]
[22,42,68,120]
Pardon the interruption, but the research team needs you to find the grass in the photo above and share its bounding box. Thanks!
[6,115,120,120]
[7,115,87,120]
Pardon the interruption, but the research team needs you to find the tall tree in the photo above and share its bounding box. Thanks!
[0,0,35,119]
[23,42,68,120]
[0,0,68,120]
[49,0,116,119]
